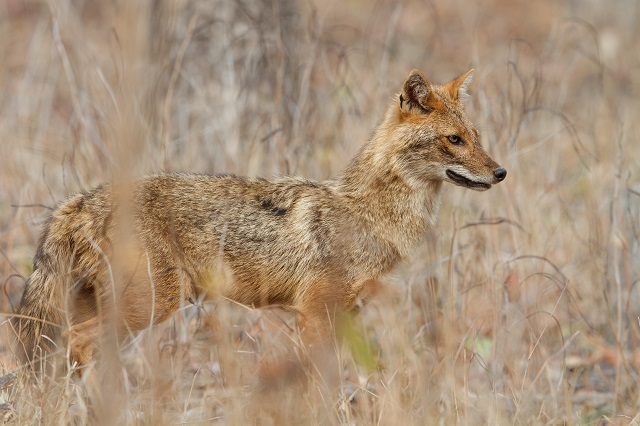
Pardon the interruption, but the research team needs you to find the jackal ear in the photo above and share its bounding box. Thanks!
[400,69,433,113]
[446,69,474,102]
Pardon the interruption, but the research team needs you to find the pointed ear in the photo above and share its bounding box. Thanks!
[446,69,474,101]
[400,69,433,113]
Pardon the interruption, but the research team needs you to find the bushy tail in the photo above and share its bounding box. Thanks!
[11,253,67,366]
[11,191,108,369]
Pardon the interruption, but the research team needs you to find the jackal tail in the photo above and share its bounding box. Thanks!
[11,253,66,366]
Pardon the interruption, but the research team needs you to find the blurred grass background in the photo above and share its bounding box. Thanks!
[0,0,639,423]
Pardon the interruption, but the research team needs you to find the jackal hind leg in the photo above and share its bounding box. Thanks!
[65,316,101,369]
[118,263,197,333]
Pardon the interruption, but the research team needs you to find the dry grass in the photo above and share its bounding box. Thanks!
[1,0,639,424]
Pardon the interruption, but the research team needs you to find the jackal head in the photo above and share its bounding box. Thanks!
[392,69,506,191]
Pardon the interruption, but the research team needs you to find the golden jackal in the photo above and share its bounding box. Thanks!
[13,69,506,368]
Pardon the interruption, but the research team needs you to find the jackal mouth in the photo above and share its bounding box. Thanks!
[446,169,491,190]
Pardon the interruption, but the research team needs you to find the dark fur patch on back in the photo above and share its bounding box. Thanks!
[260,198,287,216]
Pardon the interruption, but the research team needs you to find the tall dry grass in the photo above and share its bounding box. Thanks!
[0,0,639,423]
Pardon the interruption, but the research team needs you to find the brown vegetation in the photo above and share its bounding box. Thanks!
[1,0,639,424]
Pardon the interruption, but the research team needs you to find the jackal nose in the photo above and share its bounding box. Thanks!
[493,167,507,181]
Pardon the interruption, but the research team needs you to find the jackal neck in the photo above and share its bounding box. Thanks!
[336,131,443,258]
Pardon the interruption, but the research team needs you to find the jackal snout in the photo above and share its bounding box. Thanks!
[444,160,506,191]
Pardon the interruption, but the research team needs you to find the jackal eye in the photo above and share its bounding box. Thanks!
[447,135,463,145]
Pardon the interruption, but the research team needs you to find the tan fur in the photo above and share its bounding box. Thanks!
[12,69,506,368]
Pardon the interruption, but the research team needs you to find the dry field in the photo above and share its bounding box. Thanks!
[1,0,639,424]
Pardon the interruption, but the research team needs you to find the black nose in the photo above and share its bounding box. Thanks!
[493,167,507,181]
